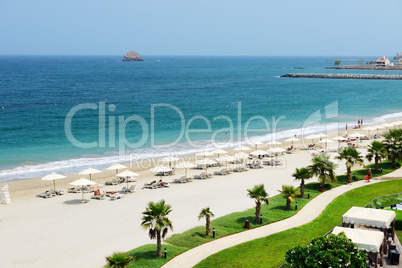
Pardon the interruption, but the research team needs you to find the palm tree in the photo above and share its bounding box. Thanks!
[292,167,312,198]
[278,185,300,209]
[336,148,364,184]
[141,200,173,257]
[383,129,402,168]
[105,253,133,268]
[308,154,337,191]
[247,184,270,222]
[198,207,215,236]
[366,141,388,172]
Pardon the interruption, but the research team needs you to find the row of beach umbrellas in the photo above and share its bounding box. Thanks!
[42,121,402,201]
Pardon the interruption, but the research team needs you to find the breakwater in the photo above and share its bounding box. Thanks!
[281,73,402,80]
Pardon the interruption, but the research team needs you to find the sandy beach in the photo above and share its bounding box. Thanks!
[0,119,399,268]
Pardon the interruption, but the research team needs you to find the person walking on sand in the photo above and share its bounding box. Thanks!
[367,168,372,182]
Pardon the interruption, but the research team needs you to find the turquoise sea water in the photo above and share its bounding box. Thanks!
[0,55,402,181]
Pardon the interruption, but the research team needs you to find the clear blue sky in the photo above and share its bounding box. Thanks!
[1,0,401,56]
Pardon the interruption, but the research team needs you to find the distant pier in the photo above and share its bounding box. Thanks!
[281,73,402,80]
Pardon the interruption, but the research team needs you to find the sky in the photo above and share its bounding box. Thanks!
[0,0,401,56]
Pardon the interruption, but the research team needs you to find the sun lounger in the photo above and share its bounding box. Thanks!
[105,179,118,185]
[109,193,124,200]
[122,185,136,193]
[214,170,226,175]
[91,193,105,200]
[38,190,56,199]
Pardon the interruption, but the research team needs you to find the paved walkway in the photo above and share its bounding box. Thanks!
[162,178,386,268]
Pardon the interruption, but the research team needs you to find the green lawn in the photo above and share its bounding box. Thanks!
[195,180,402,268]
[112,161,399,267]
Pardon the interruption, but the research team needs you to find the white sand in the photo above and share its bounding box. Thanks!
[0,123,393,267]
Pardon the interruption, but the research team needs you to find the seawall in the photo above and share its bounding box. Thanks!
[281,73,402,80]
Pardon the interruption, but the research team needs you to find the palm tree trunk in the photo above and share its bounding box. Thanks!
[347,167,351,184]
[156,231,162,257]
[375,155,379,172]
[392,155,396,169]
[255,201,261,222]
[206,215,211,236]
[300,179,305,198]
[286,198,291,209]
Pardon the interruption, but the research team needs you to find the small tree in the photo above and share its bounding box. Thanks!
[198,207,215,236]
[141,200,173,257]
[278,185,300,209]
[106,253,133,268]
[366,140,388,172]
[247,184,270,222]
[285,233,367,268]
[383,129,402,168]
[292,167,312,198]
[336,147,364,184]
[308,155,337,191]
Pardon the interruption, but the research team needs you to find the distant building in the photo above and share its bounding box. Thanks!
[376,56,390,67]
[399,58,402,65]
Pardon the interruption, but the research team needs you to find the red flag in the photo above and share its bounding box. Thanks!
[346,124,348,130]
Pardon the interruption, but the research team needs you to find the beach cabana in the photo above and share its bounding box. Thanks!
[342,206,396,253]
[332,226,385,266]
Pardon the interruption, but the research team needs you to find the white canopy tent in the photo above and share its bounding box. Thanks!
[332,226,385,265]
[342,206,396,244]
[332,226,384,253]
[342,206,396,229]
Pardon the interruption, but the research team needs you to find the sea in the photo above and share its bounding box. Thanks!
[1,55,402,182]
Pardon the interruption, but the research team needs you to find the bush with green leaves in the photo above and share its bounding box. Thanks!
[105,253,133,268]
[285,233,367,268]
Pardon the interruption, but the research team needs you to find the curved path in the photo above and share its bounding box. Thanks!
[162,178,387,268]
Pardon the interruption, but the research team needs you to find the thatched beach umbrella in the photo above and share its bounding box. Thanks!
[79,167,101,180]
[116,170,139,189]
[161,156,179,167]
[70,178,96,202]
[175,162,195,178]
[318,138,334,151]
[233,145,251,152]
[41,172,66,191]
[106,163,128,174]
[285,137,299,147]
[248,141,264,149]
[150,166,173,180]
[211,149,228,158]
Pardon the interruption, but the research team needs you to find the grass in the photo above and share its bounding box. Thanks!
[114,161,399,267]
[195,180,402,268]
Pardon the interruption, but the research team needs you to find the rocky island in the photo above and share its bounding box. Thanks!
[122,51,144,61]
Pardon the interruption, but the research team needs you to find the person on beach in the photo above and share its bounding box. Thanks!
[367,168,372,182]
